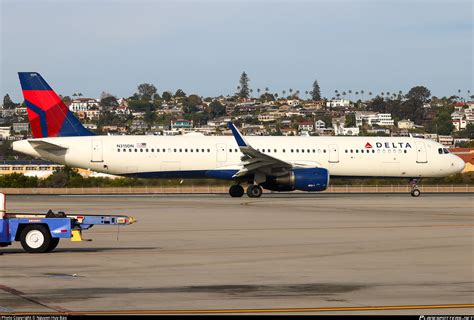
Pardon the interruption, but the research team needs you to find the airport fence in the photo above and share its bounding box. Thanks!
[0,184,473,195]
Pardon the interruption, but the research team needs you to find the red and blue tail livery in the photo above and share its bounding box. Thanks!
[18,72,94,138]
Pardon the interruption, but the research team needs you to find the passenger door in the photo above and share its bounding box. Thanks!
[328,144,339,163]
[416,142,428,163]
[91,139,103,162]
[216,143,227,163]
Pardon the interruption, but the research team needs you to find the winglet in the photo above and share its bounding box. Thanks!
[228,122,248,147]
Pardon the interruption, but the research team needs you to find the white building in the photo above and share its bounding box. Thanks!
[355,111,394,127]
[258,112,284,122]
[298,121,314,132]
[69,98,99,112]
[315,120,326,130]
[397,119,415,129]
[326,99,351,108]
[438,135,454,147]
[0,127,11,139]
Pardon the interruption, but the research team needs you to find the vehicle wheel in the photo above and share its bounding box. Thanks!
[247,185,263,198]
[20,225,52,253]
[229,185,244,197]
[46,238,60,252]
[411,189,421,197]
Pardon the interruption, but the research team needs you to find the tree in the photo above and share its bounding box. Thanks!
[311,80,321,101]
[3,94,15,109]
[208,100,226,118]
[174,89,186,98]
[427,109,454,135]
[406,86,431,103]
[144,109,157,126]
[162,91,173,102]
[183,94,202,114]
[237,72,250,99]
[100,95,119,109]
[345,113,356,127]
[137,83,157,100]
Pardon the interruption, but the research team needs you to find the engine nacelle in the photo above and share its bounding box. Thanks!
[261,168,329,192]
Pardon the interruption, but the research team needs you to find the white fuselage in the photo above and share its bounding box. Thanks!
[13,134,465,180]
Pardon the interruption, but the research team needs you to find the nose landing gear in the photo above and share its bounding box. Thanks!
[409,178,421,197]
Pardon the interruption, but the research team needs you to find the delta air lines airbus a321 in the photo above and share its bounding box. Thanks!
[12,72,465,197]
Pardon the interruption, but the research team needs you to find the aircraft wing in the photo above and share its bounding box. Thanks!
[228,122,292,178]
[29,139,69,152]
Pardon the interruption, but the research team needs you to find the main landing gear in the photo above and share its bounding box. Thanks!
[228,184,263,198]
[246,185,263,198]
[229,185,244,197]
[409,178,421,197]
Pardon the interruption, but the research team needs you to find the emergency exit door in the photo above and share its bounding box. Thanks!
[91,140,103,162]
[328,144,339,163]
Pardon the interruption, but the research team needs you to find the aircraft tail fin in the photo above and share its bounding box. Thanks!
[18,72,94,138]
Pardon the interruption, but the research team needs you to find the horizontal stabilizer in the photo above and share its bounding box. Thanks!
[29,139,68,152]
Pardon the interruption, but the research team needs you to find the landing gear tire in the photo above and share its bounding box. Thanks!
[229,185,244,197]
[247,185,263,198]
[20,225,52,253]
[411,189,421,197]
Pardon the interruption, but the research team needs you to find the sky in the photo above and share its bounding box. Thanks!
[1,0,472,102]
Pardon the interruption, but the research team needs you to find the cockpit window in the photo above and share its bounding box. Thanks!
[443,148,449,154]
[438,148,443,154]
[439,148,450,154]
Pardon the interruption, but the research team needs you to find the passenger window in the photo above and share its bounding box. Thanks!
[123,149,126,152]
[185,149,188,152]
[162,149,166,152]
[174,149,176,152]
[146,149,149,152]
[302,149,305,153]
[207,149,210,152]
[283,149,286,153]
[323,149,326,153]
[366,150,369,153]
[372,150,375,153]
[404,150,407,153]
[345,150,348,153]
[135,149,138,152]
[117,149,120,152]
[356,150,359,153]
[291,149,294,153]
[274,149,277,153]
[157,149,160,152]
[129,149,132,152]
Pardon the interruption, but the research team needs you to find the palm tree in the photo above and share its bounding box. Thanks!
[289,88,293,97]
[355,91,359,100]
[78,93,83,98]
[257,88,261,97]
[250,89,253,98]
[342,91,346,99]
[361,90,365,101]
[282,90,286,98]
[305,90,309,100]
[72,93,77,100]
[265,87,269,93]
[348,90,352,101]
[274,93,279,99]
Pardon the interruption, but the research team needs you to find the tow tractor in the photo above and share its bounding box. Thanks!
[0,193,136,253]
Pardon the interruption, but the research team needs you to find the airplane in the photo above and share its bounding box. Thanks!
[12,72,465,198]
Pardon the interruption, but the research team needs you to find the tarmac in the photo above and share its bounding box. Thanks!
[0,193,473,315]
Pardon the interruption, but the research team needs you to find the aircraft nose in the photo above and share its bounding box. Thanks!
[450,155,465,173]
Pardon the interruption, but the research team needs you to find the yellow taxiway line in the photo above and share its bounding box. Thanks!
[7,303,474,315]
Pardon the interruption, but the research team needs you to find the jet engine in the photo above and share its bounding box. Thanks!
[260,168,329,192]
